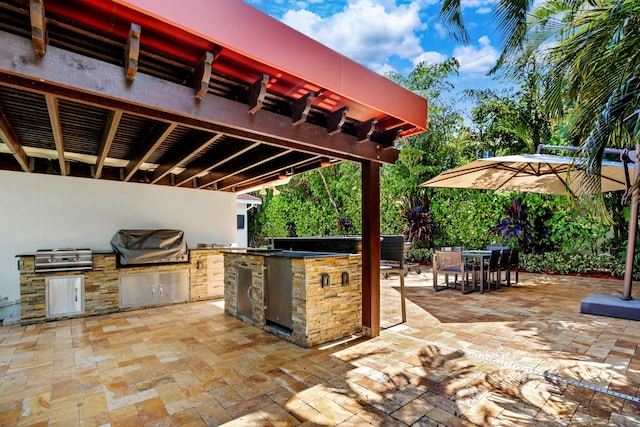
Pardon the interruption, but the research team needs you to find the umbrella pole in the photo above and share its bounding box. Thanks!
[622,147,639,300]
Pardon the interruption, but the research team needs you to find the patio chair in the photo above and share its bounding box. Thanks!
[379,235,406,322]
[433,250,477,294]
[507,248,519,286]
[499,249,511,287]
[485,249,502,290]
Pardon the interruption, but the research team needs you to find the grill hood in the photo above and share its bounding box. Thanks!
[110,229,189,266]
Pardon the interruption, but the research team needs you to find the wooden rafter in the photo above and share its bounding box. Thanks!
[29,0,46,56]
[94,110,122,179]
[356,118,378,143]
[380,128,401,150]
[45,95,67,175]
[291,92,314,126]
[194,51,214,100]
[151,132,223,183]
[217,153,320,191]
[0,30,399,164]
[327,106,348,136]
[124,122,176,181]
[247,74,268,114]
[124,23,141,82]
[197,147,291,188]
[174,141,261,187]
[0,107,30,172]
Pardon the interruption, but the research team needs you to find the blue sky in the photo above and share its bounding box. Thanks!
[245,0,506,116]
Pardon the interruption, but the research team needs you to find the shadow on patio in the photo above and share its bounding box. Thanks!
[1,272,640,425]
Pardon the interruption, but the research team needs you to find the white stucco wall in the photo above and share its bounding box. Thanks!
[0,170,236,302]
[236,204,251,247]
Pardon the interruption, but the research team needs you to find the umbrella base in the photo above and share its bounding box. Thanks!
[580,293,640,321]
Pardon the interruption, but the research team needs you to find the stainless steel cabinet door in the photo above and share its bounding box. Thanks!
[236,267,253,319]
[264,258,292,329]
[120,270,189,308]
[46,275,84,317]
[156,271,189,303]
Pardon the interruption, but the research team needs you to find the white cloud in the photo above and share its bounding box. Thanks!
[476,6,492,14]
[452,35,498,73]
[461,0,496,9]
[433,22,448,39]
[371,62,397,74]
[411,51,448,67]
[280,0,427,69]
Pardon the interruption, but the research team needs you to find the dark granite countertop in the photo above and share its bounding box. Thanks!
[222,249,355,259]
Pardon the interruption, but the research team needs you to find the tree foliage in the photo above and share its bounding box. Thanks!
[250,2,636,261]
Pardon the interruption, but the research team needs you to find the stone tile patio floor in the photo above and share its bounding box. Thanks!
[2,271,640,426]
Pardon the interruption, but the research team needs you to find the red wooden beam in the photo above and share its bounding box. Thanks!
[115,0,428,134]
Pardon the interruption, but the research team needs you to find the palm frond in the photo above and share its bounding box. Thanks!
[439,0,470,44]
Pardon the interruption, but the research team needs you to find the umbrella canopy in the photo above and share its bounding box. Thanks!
[421,153,632,196]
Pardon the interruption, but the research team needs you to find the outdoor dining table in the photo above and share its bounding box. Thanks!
[462,250,492,293]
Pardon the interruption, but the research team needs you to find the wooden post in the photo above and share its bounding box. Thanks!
[361,160,380,337]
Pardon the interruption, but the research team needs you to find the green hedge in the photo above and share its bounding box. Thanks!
[405,247,433,263]
[516,252,628,278]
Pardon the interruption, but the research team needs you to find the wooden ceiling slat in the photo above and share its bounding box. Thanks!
[217,153,320,191]
[108,113,156,160]
[175,140,261,187]
[151,132,223,184]
[197,147,291,188]
[123,122,176,181]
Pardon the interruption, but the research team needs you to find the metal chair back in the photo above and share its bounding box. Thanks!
[380,235,405,268]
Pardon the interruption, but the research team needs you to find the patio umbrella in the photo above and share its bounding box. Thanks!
[421,153,631,196]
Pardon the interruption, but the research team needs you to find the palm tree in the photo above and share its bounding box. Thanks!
[441,0,640,198]
[441,0,640,297]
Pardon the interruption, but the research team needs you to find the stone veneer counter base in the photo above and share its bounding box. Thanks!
[224,251,362,348]
[18,249,223,325]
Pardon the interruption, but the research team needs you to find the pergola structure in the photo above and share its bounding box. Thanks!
[0,0,428,336]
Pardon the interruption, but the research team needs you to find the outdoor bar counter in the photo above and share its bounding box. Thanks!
[223,245,362,348]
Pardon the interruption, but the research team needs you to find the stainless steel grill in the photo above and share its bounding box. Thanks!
[34,249,93,272]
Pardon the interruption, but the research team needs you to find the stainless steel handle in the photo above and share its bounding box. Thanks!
[247,286,252,300]
[75,287,78,302]
[151,284,155,297]
[159,283,163,296]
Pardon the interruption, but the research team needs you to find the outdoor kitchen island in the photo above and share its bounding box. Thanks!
[223,248,362,348]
